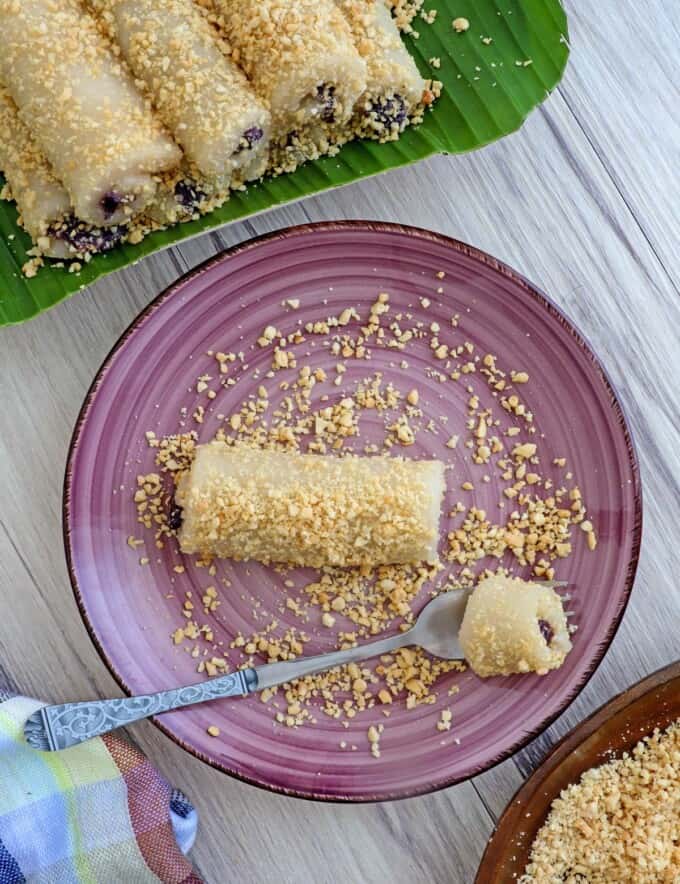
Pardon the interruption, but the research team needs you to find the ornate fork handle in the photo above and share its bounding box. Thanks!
[26,619,421,751]
[30,669,257,751]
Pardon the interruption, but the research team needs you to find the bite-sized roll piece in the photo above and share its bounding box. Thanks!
[0,0,181,228]
[89,0,270,185]
[335,0,427,138]
[459,575,572,678]
[176,442,445,568]
[0,86,125,259]
[212,0,367,136]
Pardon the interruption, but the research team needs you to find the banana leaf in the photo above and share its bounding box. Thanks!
[0,0,568,325]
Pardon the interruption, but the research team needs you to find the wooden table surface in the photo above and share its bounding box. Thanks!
[1,1,678,881]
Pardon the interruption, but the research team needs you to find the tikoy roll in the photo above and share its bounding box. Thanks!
[176,442,445,569]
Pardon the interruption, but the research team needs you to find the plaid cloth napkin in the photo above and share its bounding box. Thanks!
[0,693,202,884]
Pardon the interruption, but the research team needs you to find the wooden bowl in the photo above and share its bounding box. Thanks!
[476,660,680,882]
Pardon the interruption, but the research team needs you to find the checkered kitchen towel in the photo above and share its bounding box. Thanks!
[0,693,201,883]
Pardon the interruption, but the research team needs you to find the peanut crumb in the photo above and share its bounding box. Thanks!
[511,371,529,384]
[521,721,680,883]
[436,708,452,731]
[131,278,594,744]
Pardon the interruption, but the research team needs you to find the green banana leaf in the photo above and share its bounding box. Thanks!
[0,0,568,326]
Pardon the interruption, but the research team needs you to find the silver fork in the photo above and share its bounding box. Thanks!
[25,581,564,751]
[24,589,473,751]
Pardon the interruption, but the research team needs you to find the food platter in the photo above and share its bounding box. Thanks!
[0,0,569,325]
[64,222,641,800]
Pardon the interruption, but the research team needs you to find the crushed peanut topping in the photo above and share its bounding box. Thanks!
[387,0,425,34]
[521,720,680,883]
[130,284,596,756]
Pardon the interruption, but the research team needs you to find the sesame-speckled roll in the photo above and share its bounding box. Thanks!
[0,86,125,258]
[212,0,367,136]
[459,576,572,678]
[335,0,426,138]
[0,0,181,227]
[176,442,445,568]
[89,0,270,185]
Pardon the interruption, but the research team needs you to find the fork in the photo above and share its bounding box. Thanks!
[25,582,564,751]
[25,588,475,751]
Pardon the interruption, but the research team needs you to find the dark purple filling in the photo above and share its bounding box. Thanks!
[50,215,125,255]
[317,83,336,123]
[367,94,407,129]
[560,872,588,884]
[99,189,134,220]
[174,180,206,211]
[538,619,554,645]
[236,126,264,153]
[168,505,183,531]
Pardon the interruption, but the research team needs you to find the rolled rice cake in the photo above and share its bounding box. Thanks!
[0,85,125,258]
[90,0,271,187]
[335,0,427,139]
[459,575,572,677]
[176,442,445,568]
[212,0,367,137]
[0,0,181,227]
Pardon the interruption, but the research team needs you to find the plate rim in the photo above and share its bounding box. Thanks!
[475,659,680,882]
[63,219,643,803]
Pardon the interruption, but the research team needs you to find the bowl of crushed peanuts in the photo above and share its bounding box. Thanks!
[477,660,680,883]
[64,221,642,800]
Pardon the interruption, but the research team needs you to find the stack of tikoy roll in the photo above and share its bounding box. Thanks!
[0,0,428,262]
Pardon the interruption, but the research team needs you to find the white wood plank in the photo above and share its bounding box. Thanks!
[559,0,680,289]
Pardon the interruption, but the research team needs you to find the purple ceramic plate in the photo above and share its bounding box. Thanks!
[65,222,641,802]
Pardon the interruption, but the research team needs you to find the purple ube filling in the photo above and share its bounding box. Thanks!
[282,84,336,146]
[235,126,264,154]
[49,215,125,256]
[538,619,555,645]
[316,84,337,123]
[168,505,183,531]
[366,94,408,129]
[174,180,206,211]
[99,189,136,221]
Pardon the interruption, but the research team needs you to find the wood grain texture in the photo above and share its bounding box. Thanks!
[0,1,678,881]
